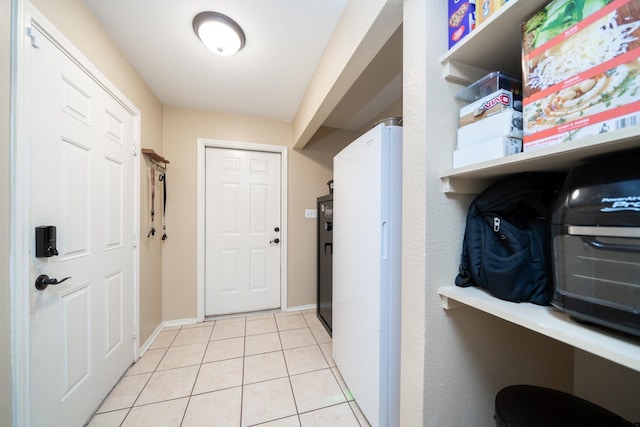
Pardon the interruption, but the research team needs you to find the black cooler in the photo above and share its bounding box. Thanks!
[552,156,640,337]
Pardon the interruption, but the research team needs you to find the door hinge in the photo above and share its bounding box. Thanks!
[132,141,138,156]
[132,233,138,248]
[26,26,40,48]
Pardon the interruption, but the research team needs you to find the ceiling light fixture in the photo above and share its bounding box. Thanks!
[193,12,246,56]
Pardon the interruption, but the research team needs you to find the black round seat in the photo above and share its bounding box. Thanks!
[495,385,634,427]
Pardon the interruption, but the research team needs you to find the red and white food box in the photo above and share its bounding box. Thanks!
[522,0,640,150]
[459,89,521,127]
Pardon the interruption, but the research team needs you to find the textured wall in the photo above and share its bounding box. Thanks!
[403,0,574,425]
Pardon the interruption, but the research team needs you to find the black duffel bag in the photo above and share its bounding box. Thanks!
[455,173,562,305]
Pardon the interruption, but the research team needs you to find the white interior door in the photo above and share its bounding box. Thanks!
[205,147,282,316]
[28,26,136,426]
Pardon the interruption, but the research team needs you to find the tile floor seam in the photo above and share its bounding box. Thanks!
[239,318,247,427]
[296,400,354,417]
[348,401,367,427]
[178,395,191,427]
[129,367,155,409]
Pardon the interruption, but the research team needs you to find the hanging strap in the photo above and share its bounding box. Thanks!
[159,172,167,240]
[147,167,156,237]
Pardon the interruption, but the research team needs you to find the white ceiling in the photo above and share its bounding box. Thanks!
[83,0,348,123]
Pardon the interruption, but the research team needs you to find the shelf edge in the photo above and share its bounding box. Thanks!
[437,286,640,372]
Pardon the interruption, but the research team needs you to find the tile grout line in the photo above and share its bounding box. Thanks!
[278,316,302,425]
[178,321,217,426]
[119,324,183,426]
[239,314,249,427]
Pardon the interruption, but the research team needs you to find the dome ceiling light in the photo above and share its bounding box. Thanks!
[193,11,246,56]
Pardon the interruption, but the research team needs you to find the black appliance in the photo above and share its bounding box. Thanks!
[551,154,640,337]
[317,194,333,335]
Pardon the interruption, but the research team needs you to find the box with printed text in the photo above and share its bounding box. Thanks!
[448,0,476,48]
[522,0,640,150]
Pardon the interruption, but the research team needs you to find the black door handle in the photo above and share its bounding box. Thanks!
[269,238,280,244]
[35,274,71,291]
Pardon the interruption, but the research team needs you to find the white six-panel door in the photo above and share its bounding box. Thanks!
[205,148,282,316]
[28,25,136,426]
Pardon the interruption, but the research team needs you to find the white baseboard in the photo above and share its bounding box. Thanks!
[287,304,316,312]
[163,318,198,328]
[137,322,164,359]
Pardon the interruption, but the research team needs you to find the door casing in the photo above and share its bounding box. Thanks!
[197,138,288,321]
[10,3,141,425]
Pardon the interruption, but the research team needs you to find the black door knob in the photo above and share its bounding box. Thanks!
[35,274,71,291]
[269,238,280,244]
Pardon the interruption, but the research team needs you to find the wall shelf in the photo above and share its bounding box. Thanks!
[438,286,640,373]
[141,148,170,168]
[440,127,640,194]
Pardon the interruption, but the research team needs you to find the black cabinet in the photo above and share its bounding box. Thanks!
[317,194,333,335]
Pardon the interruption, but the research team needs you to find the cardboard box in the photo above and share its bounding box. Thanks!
[458,109,522,148]
[522,0,640,149]
[523,0,640,97]
[524,109,640,151]
[459,89,522,127]
[476,0,508,26]
[523,57,640,150]
[448,0,476,49]
[523,0,628,58]
[453,137,522,168]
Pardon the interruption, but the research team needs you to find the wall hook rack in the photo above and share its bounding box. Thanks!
[141,148,170,170]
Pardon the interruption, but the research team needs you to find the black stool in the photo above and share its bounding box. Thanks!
[495,385,635,427]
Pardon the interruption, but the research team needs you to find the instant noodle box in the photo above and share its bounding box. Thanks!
[448,0,476,49]
[522,0,640,150]
[458,88,522,127]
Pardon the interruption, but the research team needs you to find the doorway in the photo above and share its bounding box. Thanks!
[197,139,288,320]
[12,5,140,426]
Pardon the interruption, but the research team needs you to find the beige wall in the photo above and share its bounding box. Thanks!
[161,108,353,320]
[29,0,164,344]
[1,0,12,424]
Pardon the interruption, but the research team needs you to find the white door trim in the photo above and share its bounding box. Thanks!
[10,3,141,425]
[197,139,288,322]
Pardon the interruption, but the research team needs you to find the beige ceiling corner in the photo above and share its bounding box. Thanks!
[292,0,403,149]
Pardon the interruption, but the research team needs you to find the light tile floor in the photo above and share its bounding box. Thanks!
[88,309,370,427]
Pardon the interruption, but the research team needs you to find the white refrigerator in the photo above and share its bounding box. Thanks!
[332,122,402,427]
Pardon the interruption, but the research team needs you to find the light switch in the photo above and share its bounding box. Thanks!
[305,209,317,219]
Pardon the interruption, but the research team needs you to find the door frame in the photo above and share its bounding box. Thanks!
[197,138,288,321]
[10,3,141,425]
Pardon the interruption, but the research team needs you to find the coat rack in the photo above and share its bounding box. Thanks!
[142,148,169,240]
[141,148,169,170]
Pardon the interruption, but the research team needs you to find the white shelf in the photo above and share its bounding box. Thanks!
[440,0,549,84]
[438,286,640,372]
[440,127,640,194]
